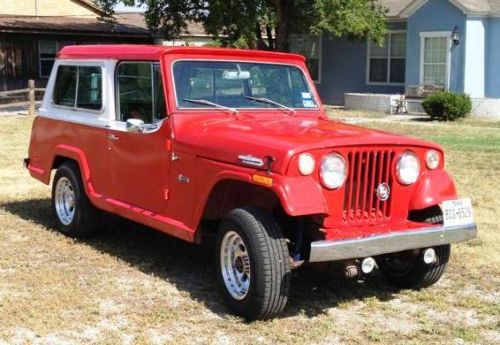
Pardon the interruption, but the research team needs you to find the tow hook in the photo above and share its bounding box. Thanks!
[344,263,359,279]
[343,257,377,279]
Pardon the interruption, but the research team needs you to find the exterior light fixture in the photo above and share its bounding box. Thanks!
[451,26,460,45]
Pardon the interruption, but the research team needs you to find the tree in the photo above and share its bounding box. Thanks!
[94,0,388,51]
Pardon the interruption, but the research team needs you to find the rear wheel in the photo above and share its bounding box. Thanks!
[378,245,450,289]
[52,162,100,237]
[216,207,291,320]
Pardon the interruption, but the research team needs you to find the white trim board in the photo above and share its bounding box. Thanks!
[463,19,485,97]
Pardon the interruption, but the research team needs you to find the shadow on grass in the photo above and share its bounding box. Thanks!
[410,116,434,122]
[1,198,402,320]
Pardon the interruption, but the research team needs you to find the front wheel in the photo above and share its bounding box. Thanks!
[378,245,450,289]
[216,207,291,320]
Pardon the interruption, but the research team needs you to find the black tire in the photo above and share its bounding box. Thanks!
[216,207,291,320]
[378,245,450,289]
[51,161,100,237]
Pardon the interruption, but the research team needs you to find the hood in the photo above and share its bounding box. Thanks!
[175,114,441,174]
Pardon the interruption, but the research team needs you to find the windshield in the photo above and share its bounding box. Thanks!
[173,61,319,110]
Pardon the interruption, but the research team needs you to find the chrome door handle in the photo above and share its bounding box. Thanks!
[107,134,119,141]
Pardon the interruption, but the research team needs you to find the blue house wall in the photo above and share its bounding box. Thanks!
[317,0,499,105]
[405,0,466,92]
[317,22,406,105]
[486,18,500,98]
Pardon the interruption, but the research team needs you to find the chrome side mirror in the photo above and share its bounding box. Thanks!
[126,118,145,133]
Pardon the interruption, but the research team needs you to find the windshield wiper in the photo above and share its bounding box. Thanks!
[183,98,239,115]
[244,96,296,115]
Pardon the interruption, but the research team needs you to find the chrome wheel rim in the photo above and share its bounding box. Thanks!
[220,231,251,300]
[55,177,76,226]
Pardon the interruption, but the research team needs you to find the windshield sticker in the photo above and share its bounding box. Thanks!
[301,92,312,99]
[303,100,316,108]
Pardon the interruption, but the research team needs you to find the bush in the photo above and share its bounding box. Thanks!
[422,91,472,121]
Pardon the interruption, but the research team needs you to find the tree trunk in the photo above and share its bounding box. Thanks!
[274,0,289,51]
[266,25,274,50]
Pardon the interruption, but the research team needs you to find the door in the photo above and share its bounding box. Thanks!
[108,62,170,214]
[420,33,451,88]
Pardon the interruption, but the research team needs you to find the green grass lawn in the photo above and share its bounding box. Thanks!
[0,115,498,344]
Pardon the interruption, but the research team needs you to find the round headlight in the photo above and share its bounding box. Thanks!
[396,151,420,185]
[426,150,440,170]
[320,153,347,189]
[298,153,315,175]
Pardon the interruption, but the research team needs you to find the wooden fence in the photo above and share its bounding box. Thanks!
[0,80,45,116]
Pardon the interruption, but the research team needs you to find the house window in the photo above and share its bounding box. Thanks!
[419,32,451,88]
[288,35,322,83]
[53,65,103,110]
[367,32,406,84]
[39,41,74,77]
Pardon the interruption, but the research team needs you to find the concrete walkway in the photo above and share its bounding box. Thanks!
[329,114,429,124]
[331,115,500,132]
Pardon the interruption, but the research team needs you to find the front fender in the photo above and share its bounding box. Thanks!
[271,175,328,216]
[193,159,328,228]
[408,169,457,210]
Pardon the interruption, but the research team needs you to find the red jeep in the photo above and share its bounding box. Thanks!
[26,45,476,320]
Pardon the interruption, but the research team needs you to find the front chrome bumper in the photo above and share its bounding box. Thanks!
[309,223,477,263]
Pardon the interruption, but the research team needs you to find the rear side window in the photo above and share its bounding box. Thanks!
[53,66,77,107]
[53,65,102,110]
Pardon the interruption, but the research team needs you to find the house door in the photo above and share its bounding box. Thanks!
[420,33,451,88]
[108,61,171,214]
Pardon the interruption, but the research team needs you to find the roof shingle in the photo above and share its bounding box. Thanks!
[0,12,150,36]
[381,0,500,16]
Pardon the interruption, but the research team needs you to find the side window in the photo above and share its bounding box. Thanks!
[52,65,102,110]
[116,62,166,124]
[77,66,102,110]
[153,64,166,122]
[53,66,77,107]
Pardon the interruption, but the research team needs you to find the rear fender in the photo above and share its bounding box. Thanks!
[409,169,457,210]
[29,144,98,198]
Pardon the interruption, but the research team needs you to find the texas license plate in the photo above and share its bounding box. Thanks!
[441,198,474,227]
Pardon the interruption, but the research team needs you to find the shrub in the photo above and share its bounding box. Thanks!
[422,91,472,121]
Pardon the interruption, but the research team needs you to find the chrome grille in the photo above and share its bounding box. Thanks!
[343,149,395,224]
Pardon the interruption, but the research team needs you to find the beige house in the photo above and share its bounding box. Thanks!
[0,0,153,90]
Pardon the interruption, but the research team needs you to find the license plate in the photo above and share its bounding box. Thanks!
[441,198,474,227]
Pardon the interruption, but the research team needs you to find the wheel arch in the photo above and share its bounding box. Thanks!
[194,178,283,243]
[194,176,328,244]
[49,144,97,197]
[201,179,282,220]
